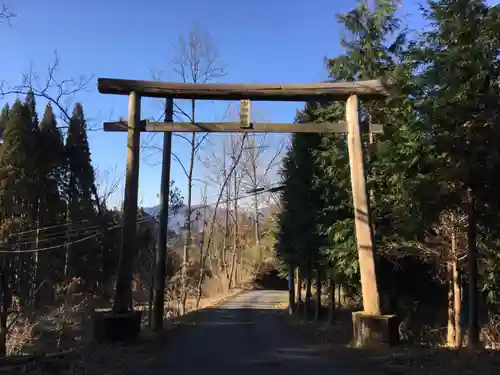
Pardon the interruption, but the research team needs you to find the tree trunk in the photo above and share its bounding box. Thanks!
[238,248,244,285]
[297,267,303,306]
[453,260,462,348]
[229,170,239,290]
[254,193,261,261]
[223,158,231,285]
[466,186,479,349]
[180,241,189,315]
[288,263,295,315]
[148,272,154,330]
[447,224,463,348]
[64,181,76,281]
[181,100,196,316]
[195,251,211,309]
[233,253,239,287]
[195,190,209,310]
[0,259,12,357]
[337,283,342,309]
[314,267,322,322]
[250,142,261,259]
[447,261,455,347]
[304,264,312,319]
[33,198,40,307]
[328,273,335,324]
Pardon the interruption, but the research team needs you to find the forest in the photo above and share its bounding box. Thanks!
[276,0,500,349]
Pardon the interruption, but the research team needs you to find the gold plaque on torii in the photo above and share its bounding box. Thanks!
[239,100,251,126]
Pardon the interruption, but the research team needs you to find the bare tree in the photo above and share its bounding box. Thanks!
[240,133,286,261]
[0,52,92,128]
[208,134,246,290]
[169,25,226,315]
[95,165,124,210]
[194,134,248,307]
[228,135,245,289]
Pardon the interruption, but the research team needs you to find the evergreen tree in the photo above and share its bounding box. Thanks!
[24,89,38,131]
[277,0,440,313]
[0,104,9,141]
[39,103,65,210]
[0,99,40,306]
[418,0,500,347]
[0,100,37,221]
[66,103,96,213]
[64,103,99,282]
[276,129,324,314]
[36,104,66,296]
[276,131,324,269]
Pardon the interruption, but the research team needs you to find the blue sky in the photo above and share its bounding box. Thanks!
[1,0,426,208]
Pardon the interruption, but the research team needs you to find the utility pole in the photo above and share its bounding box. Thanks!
[152,97,173,331]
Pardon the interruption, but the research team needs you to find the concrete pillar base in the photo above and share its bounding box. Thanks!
[352,311,399,347]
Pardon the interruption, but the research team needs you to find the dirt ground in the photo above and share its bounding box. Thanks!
[282,305,500,375]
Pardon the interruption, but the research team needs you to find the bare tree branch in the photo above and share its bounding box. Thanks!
[0,52,93,127]
[147,24,227,315]
[95,165,124,210]
[262,137,286,179]
[0,4,15,26]
[171,152,190,178]
[172,25,226,85]
[173,133,192,144]
[195,133,248,305]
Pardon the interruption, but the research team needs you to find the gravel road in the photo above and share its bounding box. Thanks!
[138,290,375,375]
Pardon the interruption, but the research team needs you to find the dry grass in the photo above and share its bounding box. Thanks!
[1,285,245,374]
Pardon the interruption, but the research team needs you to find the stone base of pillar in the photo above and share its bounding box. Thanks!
[352,311,399,347]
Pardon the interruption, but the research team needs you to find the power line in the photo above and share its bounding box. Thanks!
[0,185,282,254]
[33,224,102,239]
[7,218,92,237]
[0,230,108,254]
[6,213,154,241]
[193,183,284,210]
[2,226,103,248]
[0,217,153,254]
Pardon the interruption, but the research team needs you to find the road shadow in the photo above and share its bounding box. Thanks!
[283,306,500,375]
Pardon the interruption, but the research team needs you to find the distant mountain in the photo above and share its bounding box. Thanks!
[143,202,275,235]
[143,204,188,233]
[143,204,226,234]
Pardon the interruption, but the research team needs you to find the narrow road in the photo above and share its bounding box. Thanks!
[139,290,375,375]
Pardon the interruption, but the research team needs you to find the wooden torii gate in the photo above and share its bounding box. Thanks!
[98,78,394,345]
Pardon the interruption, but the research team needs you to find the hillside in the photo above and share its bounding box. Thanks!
[143,204,231,233]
